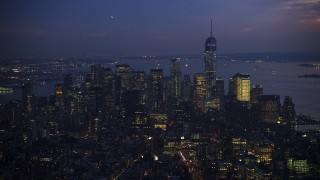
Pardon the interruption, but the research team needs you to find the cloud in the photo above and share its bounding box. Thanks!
[280,0,320,22]
[23,27,47,36]
[273,0,320,32]
[91,32,109,37]
[0,26,48,36]
[241,27,254,32]
[0,26,12,33]
[148,32,167,41]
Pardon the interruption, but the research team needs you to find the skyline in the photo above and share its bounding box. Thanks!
[1,1,320,179]
[1,0,320,58]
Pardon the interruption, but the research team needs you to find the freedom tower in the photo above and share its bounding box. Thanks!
[204,18,217,99]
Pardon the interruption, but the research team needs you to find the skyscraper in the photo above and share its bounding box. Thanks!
[170,58,182,98]
[182,74,192,101]
[91,64,101,85]
[194,73,206,111]
[115,64,131,106]
[228,78,236,97]
[103,68,115,121]
[216,77,225,98]
[63,74,73,108]
[63,74,73,91]
[204,18,217,99]
[258,95,280,124]
[102,68,113,86]
[133,71,147,91]
[251,84,263,105]
[115,64,131,91]
[282,96,296,126]
[21,83,33,112]
[55,84,65,113]
[26,94,37,113]
[150,69,164,112]
[231,73,250,102]
[133,71,147,104]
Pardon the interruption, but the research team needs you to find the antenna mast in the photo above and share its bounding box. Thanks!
[210,17,213,37]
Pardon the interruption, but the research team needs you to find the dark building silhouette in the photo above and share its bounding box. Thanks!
[228,77,236,97]
[115,64,131,92]
[216,77,225,98]
[123,90,141,118]
[90,64,102,85]
[149,69,164,113]
[170,58,182,98]
[84,90,97,115]
[37,97,48,112]
[250,84,263,128]
[26,94,37,113]
[115,64,131,114]
[21,83,33,112]
[132,71,147,104]
[182,74,192,101]
[258,95,281,124]
[251,84,263,105]
[103,68,115,122]
[54,84,65,113]
[282,96,296,127]
[63,74,73,91]
[215,77,225,109]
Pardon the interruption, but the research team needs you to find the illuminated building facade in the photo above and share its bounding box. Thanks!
[151,113,168,130]
[287,157,309,175]
[254,144,273,164]
[163,141,178,156]
[130,105,151,138]
[232,138,247,156]
[194,73,206,110]
[231,73,250,102]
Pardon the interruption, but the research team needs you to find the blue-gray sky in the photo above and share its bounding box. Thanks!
[1,0,320,57]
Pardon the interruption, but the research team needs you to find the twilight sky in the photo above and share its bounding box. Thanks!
[0,0,320,58]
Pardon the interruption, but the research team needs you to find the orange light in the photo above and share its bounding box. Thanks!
[55,90,63,95]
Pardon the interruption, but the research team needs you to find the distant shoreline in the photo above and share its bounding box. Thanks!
[298,63,320,68]
[298,74,320,78]
[1,52,320,62]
